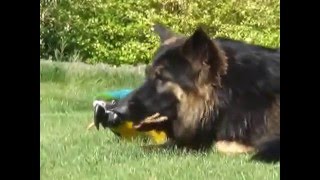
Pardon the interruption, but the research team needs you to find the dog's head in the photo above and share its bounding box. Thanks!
[114,24,228,128]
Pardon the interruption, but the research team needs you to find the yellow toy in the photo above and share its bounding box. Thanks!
[107,121,167,144]
[87,90,168,145]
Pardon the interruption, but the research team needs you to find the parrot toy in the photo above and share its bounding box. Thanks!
[87,89,167,145]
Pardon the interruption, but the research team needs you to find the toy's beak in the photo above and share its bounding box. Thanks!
[93,100,108,130]
[92,100,123,130]
[94,105,101,130]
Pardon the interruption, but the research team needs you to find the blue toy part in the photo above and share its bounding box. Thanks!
[96,89,133,101]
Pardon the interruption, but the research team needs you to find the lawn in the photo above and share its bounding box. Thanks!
[40,61,280,180]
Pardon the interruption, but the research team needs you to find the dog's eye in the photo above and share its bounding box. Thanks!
[156,74,164,81]
[155,74,167,82]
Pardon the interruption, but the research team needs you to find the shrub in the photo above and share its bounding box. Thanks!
[40,0,280,65]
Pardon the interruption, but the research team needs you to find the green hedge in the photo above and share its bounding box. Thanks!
[40,0,280,65]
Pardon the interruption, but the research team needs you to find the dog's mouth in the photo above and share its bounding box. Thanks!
[132,113,169,131]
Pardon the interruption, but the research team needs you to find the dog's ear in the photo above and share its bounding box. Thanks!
[152,23,177,43]
[182,27,228,86]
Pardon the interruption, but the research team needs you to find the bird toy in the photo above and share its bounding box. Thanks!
[95,89,133,101]
[87,89,168,145]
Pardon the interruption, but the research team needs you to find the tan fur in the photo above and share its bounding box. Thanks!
[215,141,255,154]
[163,37,179,45]
[174,92,215,146]
[156,81,185,101]
[156,80,218,148]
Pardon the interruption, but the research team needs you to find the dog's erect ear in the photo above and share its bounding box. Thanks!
[152,23,177,43]
[182,27,228,86]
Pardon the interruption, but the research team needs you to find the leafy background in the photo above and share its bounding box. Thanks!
[40,0,280,65]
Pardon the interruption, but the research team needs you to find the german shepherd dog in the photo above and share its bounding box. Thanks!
[111,24,280,163]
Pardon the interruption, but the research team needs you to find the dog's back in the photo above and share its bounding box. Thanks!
[212,37,280,162]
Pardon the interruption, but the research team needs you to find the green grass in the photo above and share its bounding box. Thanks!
[40,61,280,180]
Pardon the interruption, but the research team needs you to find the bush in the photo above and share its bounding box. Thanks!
[40,0,280,65]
